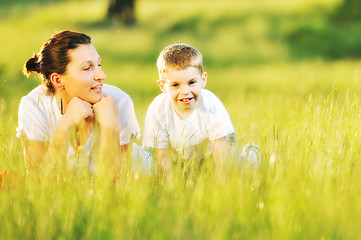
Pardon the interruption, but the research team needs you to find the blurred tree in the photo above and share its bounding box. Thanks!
[287,0,361,59]
[333,0,361,23]
[107,0,135,26]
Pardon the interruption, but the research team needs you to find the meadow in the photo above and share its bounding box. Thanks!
[1,0,361,238]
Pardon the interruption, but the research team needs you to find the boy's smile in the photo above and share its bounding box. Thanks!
[158,67,207,119]
[178,97,193,103]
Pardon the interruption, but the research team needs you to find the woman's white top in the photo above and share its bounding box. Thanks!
[142,89,235,159]
[16,84,140,167]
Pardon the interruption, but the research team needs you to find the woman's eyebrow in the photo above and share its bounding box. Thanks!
[80,61,92,66]
[81,57,101,65]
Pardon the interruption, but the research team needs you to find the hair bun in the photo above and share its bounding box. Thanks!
[23,53,40,77]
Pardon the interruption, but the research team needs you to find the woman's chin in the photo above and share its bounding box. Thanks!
[91,93,104,103]
[84,97,101,105]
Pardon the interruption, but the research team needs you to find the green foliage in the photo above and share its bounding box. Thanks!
[283,0,361,59]
[287,21,361,59]
[1,0,361,239]
[332,0,361,23]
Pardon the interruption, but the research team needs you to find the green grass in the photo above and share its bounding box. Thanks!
[1,0,361,239]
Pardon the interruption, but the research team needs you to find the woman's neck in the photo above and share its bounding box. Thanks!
[54,90,71,114]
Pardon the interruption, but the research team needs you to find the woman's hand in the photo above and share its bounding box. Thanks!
[92,95,119,130]
[49,97,93,161]
[62,97,94,128]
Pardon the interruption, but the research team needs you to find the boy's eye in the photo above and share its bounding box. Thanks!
[171,83,179,88]
[189,80,196,85]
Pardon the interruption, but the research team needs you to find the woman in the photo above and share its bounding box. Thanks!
[17,30,140,173]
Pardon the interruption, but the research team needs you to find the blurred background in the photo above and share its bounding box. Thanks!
[3,1,361,238]
[1,0,361,130]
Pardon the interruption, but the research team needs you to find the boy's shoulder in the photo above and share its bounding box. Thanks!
[201,89,219,100]
[199,89,225,113]
[148,93,171,113]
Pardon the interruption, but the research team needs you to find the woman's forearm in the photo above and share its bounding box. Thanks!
[98,125,121,175]
[48,117,75,168]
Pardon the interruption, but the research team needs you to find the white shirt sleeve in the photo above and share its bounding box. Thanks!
[17,96,50,141]
[142,94,169,149]
[117,95,140,145]
[102,84,140,145]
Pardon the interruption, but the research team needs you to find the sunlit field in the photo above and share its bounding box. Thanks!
[1,0,361,239]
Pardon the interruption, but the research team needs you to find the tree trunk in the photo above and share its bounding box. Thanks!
[107,0,135,26]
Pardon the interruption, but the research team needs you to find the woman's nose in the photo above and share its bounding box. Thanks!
[95,66,106,81]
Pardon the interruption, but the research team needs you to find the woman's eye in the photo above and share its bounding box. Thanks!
[83,67,91,71]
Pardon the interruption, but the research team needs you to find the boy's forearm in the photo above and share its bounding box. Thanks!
[212,137,230,167]
[155,148,169,178]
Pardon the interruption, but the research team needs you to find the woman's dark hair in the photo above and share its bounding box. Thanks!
[23,30,92,94]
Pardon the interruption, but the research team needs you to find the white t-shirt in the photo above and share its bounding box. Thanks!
[16,84,140,166]
[142,89,235,158]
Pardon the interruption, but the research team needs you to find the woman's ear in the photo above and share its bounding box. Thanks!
[157,79,167,93]
[49,73,64,90]
[201,72,207,88]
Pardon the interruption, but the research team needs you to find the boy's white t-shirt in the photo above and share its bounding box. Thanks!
[16,84,140,166]
[142,89,235,158]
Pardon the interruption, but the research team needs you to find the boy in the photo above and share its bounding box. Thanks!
[142,43,259,175]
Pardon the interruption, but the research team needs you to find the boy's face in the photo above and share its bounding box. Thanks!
[158,67,207,119]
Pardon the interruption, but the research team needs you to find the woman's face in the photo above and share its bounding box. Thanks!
[61,44,106,104]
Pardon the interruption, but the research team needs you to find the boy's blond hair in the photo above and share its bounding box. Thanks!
[157,43,203,80]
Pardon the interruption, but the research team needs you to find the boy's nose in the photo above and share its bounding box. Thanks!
[180,85,190,94]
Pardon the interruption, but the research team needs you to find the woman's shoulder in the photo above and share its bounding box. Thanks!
[102,84,132,103]
[18,85,55,126]
[21,85,52,105]
[22,85,47,97]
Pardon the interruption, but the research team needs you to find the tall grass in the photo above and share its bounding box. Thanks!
[1,0,361,239]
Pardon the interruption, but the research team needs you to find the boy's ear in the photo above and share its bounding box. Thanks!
[157,80,167,93]
[49,73,64,90]
[201,72,207,88]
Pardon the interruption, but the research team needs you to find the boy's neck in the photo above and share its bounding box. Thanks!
[174,108,195,120]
